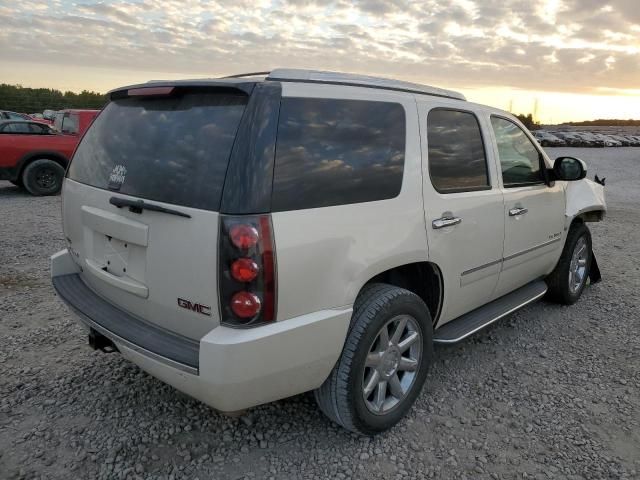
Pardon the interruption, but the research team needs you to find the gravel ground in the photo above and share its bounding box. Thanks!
[1,148,639,480]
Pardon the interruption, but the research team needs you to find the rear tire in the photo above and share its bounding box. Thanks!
[314,283,433,435]
[22,159,65,196]
[546,223,592,305]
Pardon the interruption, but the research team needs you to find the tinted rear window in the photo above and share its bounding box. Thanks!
[272,97,405,211]
[427,109,489,193]
[67,91,248,211]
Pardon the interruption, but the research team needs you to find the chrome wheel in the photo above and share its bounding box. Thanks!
[362,315,422,415]
[568,236,588,294]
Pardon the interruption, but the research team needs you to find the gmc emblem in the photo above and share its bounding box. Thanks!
[177,298,212,316]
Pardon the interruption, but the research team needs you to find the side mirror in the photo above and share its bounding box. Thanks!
[553,156,586,181]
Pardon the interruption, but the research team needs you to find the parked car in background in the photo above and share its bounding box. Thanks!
[593,133,620,147]
[0,110,99,195]
[554,131,586,147]
[43,109,57,121]
[574,132,604,147]
[609,134,631,146]
[1,110,33,121]
[622,135,640,146]
[532,130,564,147]
[0,120,55,135]
[29,112,54,125]
[51,69,606,435]
[52,109,99,135]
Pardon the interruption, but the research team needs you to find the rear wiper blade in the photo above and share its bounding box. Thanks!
[109,196,191,218]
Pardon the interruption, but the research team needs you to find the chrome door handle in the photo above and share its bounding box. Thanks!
[432,216,462,229]
[509,207,528,216]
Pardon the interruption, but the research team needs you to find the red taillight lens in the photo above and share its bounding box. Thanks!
[230,258,259,283]
[230,291,262,318]
[219,215,277,327]
[229,224,259,250]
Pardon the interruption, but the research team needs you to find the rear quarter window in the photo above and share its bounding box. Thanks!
[271,97,405,211]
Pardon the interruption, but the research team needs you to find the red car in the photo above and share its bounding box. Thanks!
[0,109,99,195]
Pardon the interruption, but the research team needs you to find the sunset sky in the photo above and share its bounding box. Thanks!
[1,0,639,123]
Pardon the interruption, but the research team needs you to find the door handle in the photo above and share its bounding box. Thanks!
[509,207,528,216]
[432,216,462,229]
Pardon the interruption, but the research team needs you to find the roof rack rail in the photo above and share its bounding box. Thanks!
[222,71,271,79]
[266,68,466,101]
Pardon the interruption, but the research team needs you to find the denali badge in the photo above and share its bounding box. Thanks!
[108,164,127,190]
[177,298,212,316]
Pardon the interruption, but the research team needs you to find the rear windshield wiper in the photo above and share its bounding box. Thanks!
[109,196,191,218]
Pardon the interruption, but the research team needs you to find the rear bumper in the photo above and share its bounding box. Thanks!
[51,249,351,411]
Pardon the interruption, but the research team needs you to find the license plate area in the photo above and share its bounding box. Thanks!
[90,232,147,285]
[80,206,149,289]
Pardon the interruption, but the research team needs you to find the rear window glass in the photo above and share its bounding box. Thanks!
[61,113,79,134]
[53,113,64,132]
[427,109,489,193]
[272,97,405,211]
[67,91,248,211]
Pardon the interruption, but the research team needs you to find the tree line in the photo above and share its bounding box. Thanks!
[0,84,107,113]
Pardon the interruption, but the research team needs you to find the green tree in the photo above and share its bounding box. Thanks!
[0,84,107,113]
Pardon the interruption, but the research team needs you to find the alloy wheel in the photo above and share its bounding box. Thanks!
[362,315,422,415]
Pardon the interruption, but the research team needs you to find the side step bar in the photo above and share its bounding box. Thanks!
[433,280,547,344]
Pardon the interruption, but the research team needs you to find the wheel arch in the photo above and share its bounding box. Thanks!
[358,261,443,326]
[564,179,606,229]
[17,151,69,180]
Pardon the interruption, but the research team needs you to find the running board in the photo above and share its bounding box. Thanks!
[433,280,547,344]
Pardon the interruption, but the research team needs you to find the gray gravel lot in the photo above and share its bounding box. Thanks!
[1,148,639,480]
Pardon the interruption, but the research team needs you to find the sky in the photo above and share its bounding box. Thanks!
[0,0,638,123]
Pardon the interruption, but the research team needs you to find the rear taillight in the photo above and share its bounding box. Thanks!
[219,215,277,327]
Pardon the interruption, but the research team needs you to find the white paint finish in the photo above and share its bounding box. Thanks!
[81,206,149,246]
[50,248,81,278]
[417,100,505,324]
[275,84,427,320]
[54,75,609,414]
[565,178,607,221]
[269,68,465,100]
[62,179,220,340]
[118,307,352,412]
[482,113,566,299]
[85,258,149,298]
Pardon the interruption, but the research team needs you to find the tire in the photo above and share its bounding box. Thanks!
[22,159,65,196]
[314,283,433,435]
[546,223,592,305]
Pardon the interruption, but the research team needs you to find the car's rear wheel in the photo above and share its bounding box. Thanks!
[546,223,592,305]
[22,159,65,196]
[314,283,433,435]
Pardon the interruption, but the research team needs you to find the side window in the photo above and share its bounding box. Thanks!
[490,116,543,187]
[5,123,30,133]
[427,109,489,193]
[272,97,405,211]
[61,114,79,134]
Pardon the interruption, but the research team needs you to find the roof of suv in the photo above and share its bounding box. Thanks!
[111,68,466,102]
[265,69,466,101]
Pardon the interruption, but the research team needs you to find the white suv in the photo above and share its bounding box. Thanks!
[51,69,606,435]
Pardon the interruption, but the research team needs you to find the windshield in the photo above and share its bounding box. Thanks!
[67,90,248,211]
